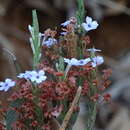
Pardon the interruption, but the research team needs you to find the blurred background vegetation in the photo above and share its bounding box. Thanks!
[0,0,130,130]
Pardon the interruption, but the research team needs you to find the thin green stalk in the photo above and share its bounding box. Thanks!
[76,1,98,129]
[76,0,85,58]
[86,51,98,130]
[76,0,85,25]
[86,101,97,130]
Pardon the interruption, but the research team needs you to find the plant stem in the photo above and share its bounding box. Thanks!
[86,101,97,130]
[29,10,41,69]
[76,0,85,25]
[86,51,98,130]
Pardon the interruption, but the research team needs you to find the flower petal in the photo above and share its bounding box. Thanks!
[91,21,99,29]
[61,20,71,27]
[86,16,92,24]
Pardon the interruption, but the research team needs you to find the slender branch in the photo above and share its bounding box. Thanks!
[59,86,82,130]
[3,48,16,61]
[76,0,85,25]
[3,48,22,75]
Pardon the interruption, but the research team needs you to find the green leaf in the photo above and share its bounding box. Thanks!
[32,10,40,47]
[6,99,24,130]
[31,10,41,68]
[32,10,39,36]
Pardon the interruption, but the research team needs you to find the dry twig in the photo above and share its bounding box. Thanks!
[59,86,82,130]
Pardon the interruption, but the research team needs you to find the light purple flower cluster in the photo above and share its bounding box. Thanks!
[0,78,15,92]
[64,58,91,66]
[60,20,71,36]
[64,56,104,67]
[0,70,47,92]
[60,16,98,36]
[61,20,71,27]
[17,70,47,84]
[42,38,57,47]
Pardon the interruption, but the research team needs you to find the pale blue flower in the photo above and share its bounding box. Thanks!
[29,70,47,84]
[42,38,57,47]
[61,20,71,27]
[64,58,91,66]
[25,70,37,79]
[82,16,99,32]
[91,56,104,67]
[0,78,15,92]
[87,48,101,52]
[18,70,47,84]
[64,58,79,66]
[64,58,91,78]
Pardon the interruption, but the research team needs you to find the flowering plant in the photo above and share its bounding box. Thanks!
[0,1,111,130]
